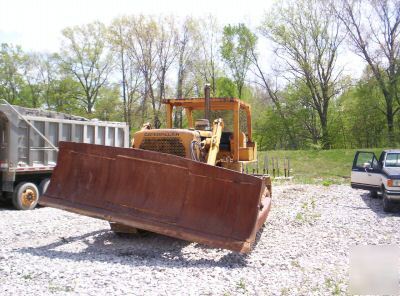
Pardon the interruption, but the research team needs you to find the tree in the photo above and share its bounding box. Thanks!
[260,0,345,149]
[336,73,388,148]
[0,44,27,104]
[156,16,178,115]
[174,17,201,127]
[335,0,400,146]
[33,53,60,110]
[35,73,80,114]
[221,23,257,98]
[108,17,143,130]
[215,76,238,97]
[126,16,160,127]
[59,21,113,114]
[249,43,299,149]
[22,52,58,108]
[126,16,178,128]
[94,85,123,121]
[284,81,321,146]
[194,16,222,95]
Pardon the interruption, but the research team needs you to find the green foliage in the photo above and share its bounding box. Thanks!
[220,23,257,98]
[0,43,27,104]
[60,21,112,114]
[333,77,393,148]
[253,71,400,150]
[94,86,124,121]
[215,77,238,97]
[260,0,344,149]
[322,180,333,187]
[253,80,322,150]
[254,107,289,150]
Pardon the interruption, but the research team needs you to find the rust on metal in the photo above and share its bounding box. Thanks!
[41,142,271,253]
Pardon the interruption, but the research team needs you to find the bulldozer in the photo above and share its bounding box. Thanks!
[41,85,272,253]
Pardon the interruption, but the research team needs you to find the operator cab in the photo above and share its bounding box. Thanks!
[163,97,256,164]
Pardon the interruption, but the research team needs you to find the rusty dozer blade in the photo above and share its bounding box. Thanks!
[41,142,271,253]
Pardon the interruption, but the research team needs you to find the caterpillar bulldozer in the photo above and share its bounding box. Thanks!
[41,85,272,253]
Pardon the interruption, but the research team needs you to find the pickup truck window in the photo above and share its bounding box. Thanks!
[385,153,400,167]
[355,152,378,169]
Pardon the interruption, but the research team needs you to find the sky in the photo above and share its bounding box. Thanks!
[0,0,271,52]
[0,0,364,78]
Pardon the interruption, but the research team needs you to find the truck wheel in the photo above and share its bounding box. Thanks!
[12,182,39,210]
[39,178,50,196]
[369,190,378,198]
[382,189,394,213]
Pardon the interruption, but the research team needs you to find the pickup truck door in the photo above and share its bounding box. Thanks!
[351,151,381,190]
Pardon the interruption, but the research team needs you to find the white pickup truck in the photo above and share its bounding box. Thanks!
[351,150,400,212]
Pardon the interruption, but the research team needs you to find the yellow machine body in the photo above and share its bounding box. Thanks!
[134,97,258,172]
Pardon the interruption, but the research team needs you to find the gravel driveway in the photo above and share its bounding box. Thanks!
[0,184,399,295]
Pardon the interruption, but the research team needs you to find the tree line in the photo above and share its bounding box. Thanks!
[0,0,399,150]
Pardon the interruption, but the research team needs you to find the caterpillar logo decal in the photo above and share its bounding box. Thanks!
[144,132,180,137]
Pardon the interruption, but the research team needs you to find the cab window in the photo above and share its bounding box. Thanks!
[385,153,400,167]
[355,152,378,169]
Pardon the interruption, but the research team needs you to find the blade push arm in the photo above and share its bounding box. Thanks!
[206,118,224,165]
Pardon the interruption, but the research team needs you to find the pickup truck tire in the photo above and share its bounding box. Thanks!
[12,182,39,210]
[369,190,378,198]
[382,189,394,213]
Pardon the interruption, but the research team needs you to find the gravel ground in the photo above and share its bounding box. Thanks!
[0,184,399,295]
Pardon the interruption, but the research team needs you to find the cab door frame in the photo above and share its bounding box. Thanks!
[351,151,382,191]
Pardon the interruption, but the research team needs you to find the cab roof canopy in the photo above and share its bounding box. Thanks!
[162,97,251,111]
[163,97,253,142]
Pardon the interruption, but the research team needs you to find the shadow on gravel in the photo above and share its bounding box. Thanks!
[191,225,265,267]
[360,192,400,218]
[0,200,12,210]
[18,226,265,268]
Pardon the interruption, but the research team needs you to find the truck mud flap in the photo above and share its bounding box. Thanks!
[41,142,271,253]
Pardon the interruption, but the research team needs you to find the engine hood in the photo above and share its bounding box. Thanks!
[383,167,400,179]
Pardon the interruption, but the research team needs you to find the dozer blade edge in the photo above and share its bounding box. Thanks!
[41,142,271,253]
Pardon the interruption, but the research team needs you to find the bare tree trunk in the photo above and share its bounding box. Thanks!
[174,51,185,128]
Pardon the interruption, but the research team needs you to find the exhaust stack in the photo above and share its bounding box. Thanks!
[204,84,211,123]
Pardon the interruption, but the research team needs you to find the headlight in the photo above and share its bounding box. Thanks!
[387,179,400,187]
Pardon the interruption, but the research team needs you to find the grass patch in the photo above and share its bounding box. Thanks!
[48,282,74,293]
[255,148,384,184]
[325,278,343,295]
[280,287,290,295]
[294,199,320,225]
[22,273,34,280]
[236,278,247,293]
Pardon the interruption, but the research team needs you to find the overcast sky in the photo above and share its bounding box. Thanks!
[0,0,363,78]
[0,0,271,52]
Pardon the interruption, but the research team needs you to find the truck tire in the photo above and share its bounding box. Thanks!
[369,190,378,198]
[382,189,394,213]
[39,178,50,196]
[12,182,39,210]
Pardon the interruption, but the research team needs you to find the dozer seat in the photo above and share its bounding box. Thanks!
[219,132,232,151]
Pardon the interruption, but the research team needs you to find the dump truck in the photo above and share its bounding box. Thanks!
[0,100,129,210]
[41,86,272,253]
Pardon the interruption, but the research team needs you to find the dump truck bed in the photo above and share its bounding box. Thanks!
[41,142,271,253]
[0,101,129,193]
